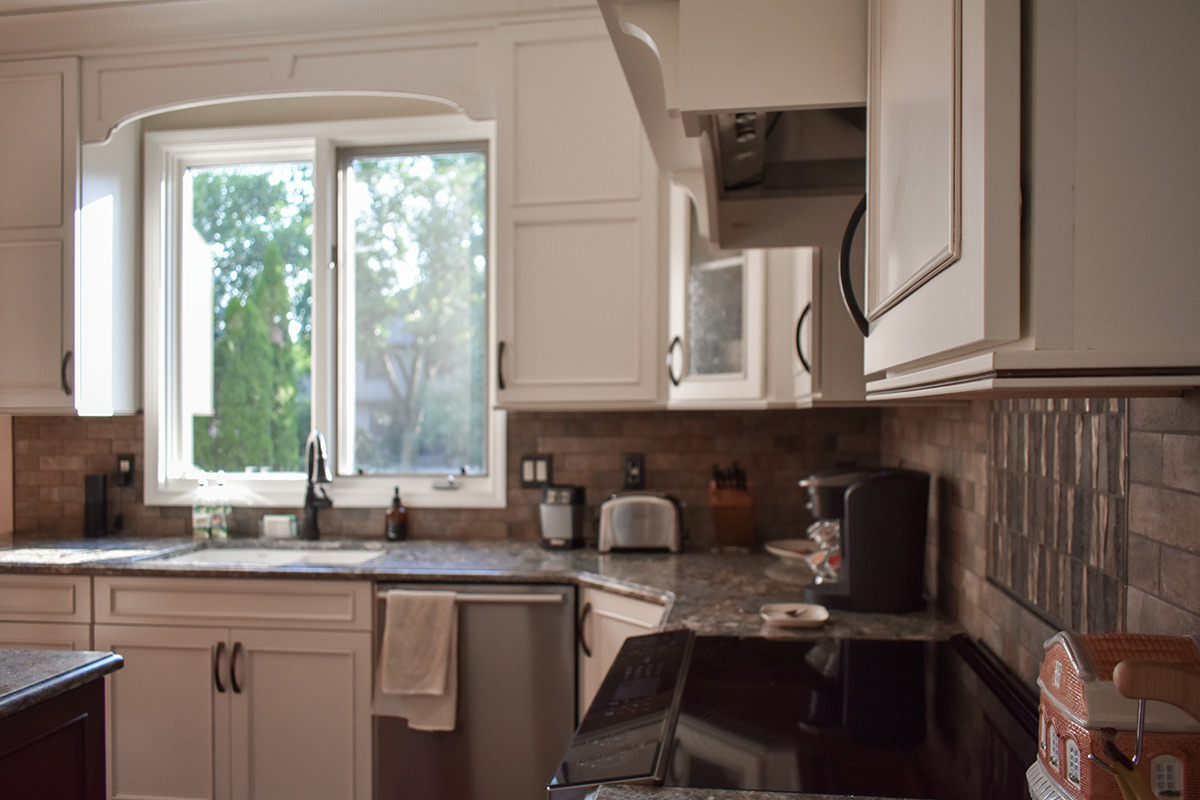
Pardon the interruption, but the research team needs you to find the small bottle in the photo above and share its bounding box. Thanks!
[385,486,407,541]
[192,479,211,540]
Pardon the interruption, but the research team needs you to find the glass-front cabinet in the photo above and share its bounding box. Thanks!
[666,184,765,407]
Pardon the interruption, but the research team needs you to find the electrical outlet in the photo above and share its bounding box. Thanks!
[622,453,645,490]
[117,453,135,487]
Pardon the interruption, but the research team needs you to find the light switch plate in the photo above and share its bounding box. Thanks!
[520,454,553,488]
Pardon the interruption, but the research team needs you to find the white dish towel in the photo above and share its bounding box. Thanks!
[373,589,459,731]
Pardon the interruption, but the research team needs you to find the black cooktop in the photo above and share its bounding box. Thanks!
[549,630,1037,799]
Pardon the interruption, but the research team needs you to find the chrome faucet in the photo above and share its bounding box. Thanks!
[301,429,333,540]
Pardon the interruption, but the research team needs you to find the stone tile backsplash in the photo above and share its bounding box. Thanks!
[11,390,1200,687]
[11,409,882,549]
[988,398,1127,634]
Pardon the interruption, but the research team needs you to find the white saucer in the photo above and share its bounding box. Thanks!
[760,602,829,628]
[764,538,818,560]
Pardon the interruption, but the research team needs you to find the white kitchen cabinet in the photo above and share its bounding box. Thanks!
[668,186,866,409]
[0,58,79,413]
[494,18,664,409]
[0,57,138,415]
[93,577,372,800]
[785,246,867,407]
[858,0,1020,383]
[0,574,92,649]
[666,184,765,407]
[576,586,664,719]
[859,0,1200,398]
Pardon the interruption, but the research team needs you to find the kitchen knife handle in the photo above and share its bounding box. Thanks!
[577,602,593,657]
[213,641,226,693]
[795,302,812,374]
[497,341,506,390]
[839,194,870,338]
[231,642,243,694]
[666,336,682,387]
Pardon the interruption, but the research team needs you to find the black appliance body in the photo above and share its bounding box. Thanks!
[549,630,1037,800]
[801,468,931,612]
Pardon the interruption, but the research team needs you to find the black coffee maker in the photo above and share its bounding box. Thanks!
[800,468,931,613]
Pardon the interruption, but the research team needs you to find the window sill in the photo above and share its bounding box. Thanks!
[144,472,507,510]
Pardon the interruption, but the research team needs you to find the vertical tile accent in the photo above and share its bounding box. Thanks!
[987,399,1127,634]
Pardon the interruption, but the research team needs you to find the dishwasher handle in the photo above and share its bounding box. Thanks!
[375,590,565,605]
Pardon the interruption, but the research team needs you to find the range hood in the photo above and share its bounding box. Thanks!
[598,0,867,249]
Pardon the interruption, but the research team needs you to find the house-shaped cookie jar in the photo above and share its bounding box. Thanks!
[1027,632,1200,800]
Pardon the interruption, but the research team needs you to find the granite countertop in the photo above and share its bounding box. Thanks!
[0,536,961,640]
[0,537,960,800]
[0,649,123,720]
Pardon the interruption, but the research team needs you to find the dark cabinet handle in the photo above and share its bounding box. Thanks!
[497,341,506,390]
[231,642,243,694]
[795,302,812,375]
[60,350,73,395]
[577,602,593,658]
[213,641,226,693]
[666,336,683,387]
[839,194,870,338]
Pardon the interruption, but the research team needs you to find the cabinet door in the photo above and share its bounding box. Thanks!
[495,19,662,408]
[577,587,664,719]
[860,0,1019,376]
[228,628,372,800]
[0,59,79,412]
[667,184,765,407]
[94,624,230,800]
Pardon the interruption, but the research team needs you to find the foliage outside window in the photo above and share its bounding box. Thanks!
[143,116,504,508]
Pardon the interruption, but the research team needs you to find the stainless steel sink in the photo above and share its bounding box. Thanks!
[162,547,385,567]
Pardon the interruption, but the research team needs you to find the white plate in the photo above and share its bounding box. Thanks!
[764,538,818,560]
[760,602,829,628]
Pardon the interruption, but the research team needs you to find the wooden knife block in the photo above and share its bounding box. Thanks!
[709,483,754,551]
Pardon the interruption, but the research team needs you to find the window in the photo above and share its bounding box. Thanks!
[1152,754,1184,798]
[144,116,504,508]
[1048,724,1059,767]
[1065,739,1080,787]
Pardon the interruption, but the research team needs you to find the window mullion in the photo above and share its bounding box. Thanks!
[311,137,339,466]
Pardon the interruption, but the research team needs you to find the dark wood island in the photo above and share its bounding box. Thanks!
[0,649,123,800]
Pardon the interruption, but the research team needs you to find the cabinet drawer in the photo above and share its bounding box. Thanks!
[0,621,92,650]
[93,577,371,631]
[0,575,91,622]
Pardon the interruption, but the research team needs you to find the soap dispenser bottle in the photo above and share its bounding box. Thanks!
[385,486,407,541]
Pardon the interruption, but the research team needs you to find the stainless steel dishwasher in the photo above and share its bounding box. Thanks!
[373,583,576,800]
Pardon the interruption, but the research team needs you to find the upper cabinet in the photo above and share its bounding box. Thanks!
[494,18,664,409]
[598,0,869,250]
[0,58,139,415]
[858,0,1200,398]
[666,184,764,407]
[0,59,79,413]
[666,184,865,408]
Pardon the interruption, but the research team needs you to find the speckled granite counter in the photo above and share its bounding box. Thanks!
[0,537,960,800]
[0,649,123,720]
[0,537,960,640]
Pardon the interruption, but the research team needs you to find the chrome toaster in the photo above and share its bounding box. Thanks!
[597,492,683,553]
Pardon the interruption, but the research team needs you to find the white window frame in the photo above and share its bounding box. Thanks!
[144,115,505,509]
[1151,754,1183,798]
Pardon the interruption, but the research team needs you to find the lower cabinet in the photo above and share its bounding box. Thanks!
[0,574,92,650]
[0,679,107,800]
[576,586,665,719]
[92,577,373,800]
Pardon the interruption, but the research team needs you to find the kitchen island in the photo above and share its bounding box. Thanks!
[0,648,123,800]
